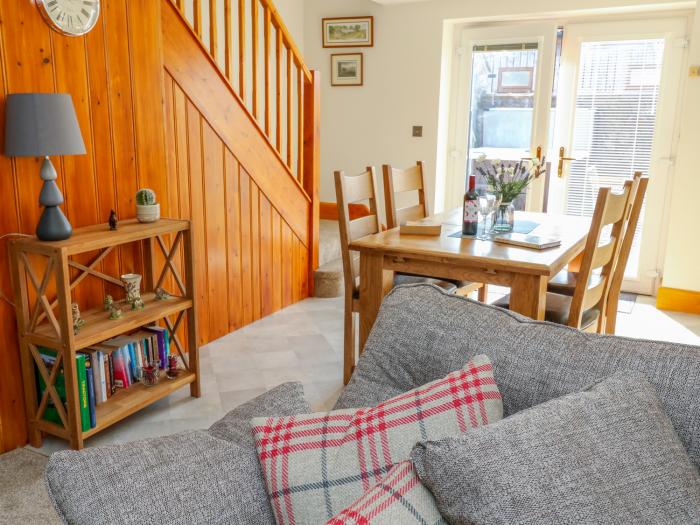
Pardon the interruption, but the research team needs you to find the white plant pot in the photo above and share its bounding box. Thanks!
[136,203,160,223]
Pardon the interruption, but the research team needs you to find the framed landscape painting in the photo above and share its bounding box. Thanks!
[323,17,374,48]
[331,54,363,86]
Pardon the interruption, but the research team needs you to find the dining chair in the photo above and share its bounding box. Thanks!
[547,173,648,334]
[335,167,459,384]
[495,178,638,333]
[382,161,486,301]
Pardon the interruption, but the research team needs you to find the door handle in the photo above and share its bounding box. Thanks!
[558,147,576,178]
[521,145,544,178]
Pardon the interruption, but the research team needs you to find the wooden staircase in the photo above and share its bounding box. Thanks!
[161,0,320,340]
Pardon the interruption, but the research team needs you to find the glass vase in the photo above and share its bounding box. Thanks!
[492,202,515,233]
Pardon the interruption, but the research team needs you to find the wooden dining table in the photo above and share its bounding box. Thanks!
[349,208,591,351]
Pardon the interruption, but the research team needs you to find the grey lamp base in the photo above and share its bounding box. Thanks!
[37,206,73,241]
[36,157,73,241]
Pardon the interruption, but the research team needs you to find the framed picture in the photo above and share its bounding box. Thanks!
[497,67,535,93]
[331,54,363,86]
[323,17,374,48]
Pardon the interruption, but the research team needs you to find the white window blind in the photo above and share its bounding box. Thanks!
[565,39,664,276]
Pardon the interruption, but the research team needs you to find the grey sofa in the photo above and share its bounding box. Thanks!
[45,284,700,524]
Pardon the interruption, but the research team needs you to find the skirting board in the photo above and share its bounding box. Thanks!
[657,287,700,315]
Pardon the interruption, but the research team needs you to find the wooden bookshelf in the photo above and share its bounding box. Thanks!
[9,219,200,450]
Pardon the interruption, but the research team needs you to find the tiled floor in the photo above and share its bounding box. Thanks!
[31,289,700,456]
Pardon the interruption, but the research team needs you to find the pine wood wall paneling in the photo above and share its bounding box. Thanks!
[52,30,103,311]
[103,0,141,278]
[224,151,243,332]
[85,14,122,300]
[185,100,210,345]
[250,181,262,321]
[202,121,229,340]
[260,194,273,317]
[239,168,254,327]
[0,2,25,452]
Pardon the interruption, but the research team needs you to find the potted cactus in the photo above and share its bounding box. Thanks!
[135,188,160,223]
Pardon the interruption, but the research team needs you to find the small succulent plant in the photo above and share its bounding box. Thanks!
[136,188,157,206]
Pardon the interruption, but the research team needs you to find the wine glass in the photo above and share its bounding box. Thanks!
[477,194,498,240]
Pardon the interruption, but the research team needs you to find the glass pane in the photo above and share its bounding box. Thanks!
[466,43,539,209]
[565,39,664,278]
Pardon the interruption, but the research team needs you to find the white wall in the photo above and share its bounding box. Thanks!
[302,0,700,293]
[275,0,305,52]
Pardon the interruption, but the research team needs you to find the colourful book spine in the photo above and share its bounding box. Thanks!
[96,351,107,403]
[112,350,126,389]
[91,351,103,405]
[107,353,115,395]
[128,343,137,381]
[83,354,97,428]
[75,353,90,433]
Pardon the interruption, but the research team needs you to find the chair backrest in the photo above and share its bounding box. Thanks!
[334,167,382,298]
[383,161,427,230]
[605,172,648,333]
[569,175,640,329]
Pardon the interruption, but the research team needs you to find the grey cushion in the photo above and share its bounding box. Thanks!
[46,382,310,525]
[335,284,700,470]
[411,373,700,525]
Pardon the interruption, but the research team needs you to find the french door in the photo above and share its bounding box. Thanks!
[548,18,687,294]
[448,16,688,295]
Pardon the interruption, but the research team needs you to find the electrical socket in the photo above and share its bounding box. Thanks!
[412,125,423,137]
[690,66,700,78]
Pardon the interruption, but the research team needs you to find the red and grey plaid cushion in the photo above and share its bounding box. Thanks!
[251,354,502,524]
[327,461,445,525]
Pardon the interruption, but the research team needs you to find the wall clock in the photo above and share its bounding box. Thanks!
[37,0,101,37]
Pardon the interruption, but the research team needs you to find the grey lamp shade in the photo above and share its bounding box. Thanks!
[4,93,86,157]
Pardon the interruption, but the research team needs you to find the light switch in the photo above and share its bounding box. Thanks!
[412,126,423,137]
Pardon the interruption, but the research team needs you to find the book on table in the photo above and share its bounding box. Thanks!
[492,233,561,250]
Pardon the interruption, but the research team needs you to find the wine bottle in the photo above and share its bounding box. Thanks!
[462,175,479,236]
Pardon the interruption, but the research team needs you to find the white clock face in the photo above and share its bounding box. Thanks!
[37,0,100,37]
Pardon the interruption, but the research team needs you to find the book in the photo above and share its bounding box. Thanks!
[399,222,442,236]
[75,353,90,432]
[91,350,103,405]
[145,327,168,369]
[96,351,107,403]
[493,233,561,250]
[35,348,90,431]
[82,354,97,428]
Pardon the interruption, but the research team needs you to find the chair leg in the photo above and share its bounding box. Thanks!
[478,284,488,303]
[605,300,618,335]
[343,299,356,385]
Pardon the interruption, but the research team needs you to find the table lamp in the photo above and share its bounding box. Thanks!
[4,93,86,241]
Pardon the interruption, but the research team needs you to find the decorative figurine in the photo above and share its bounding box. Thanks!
[103,294,114,311]
[166,354,181,379]
[155,287,171,301]
[121,273,143,308]
[108,306,123,320]
[108,209,118,231]
[72,303,85,334]
[131,297,145,310]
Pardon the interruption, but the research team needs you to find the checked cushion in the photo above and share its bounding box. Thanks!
[251,354,502,525]
[326,461,446,525]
